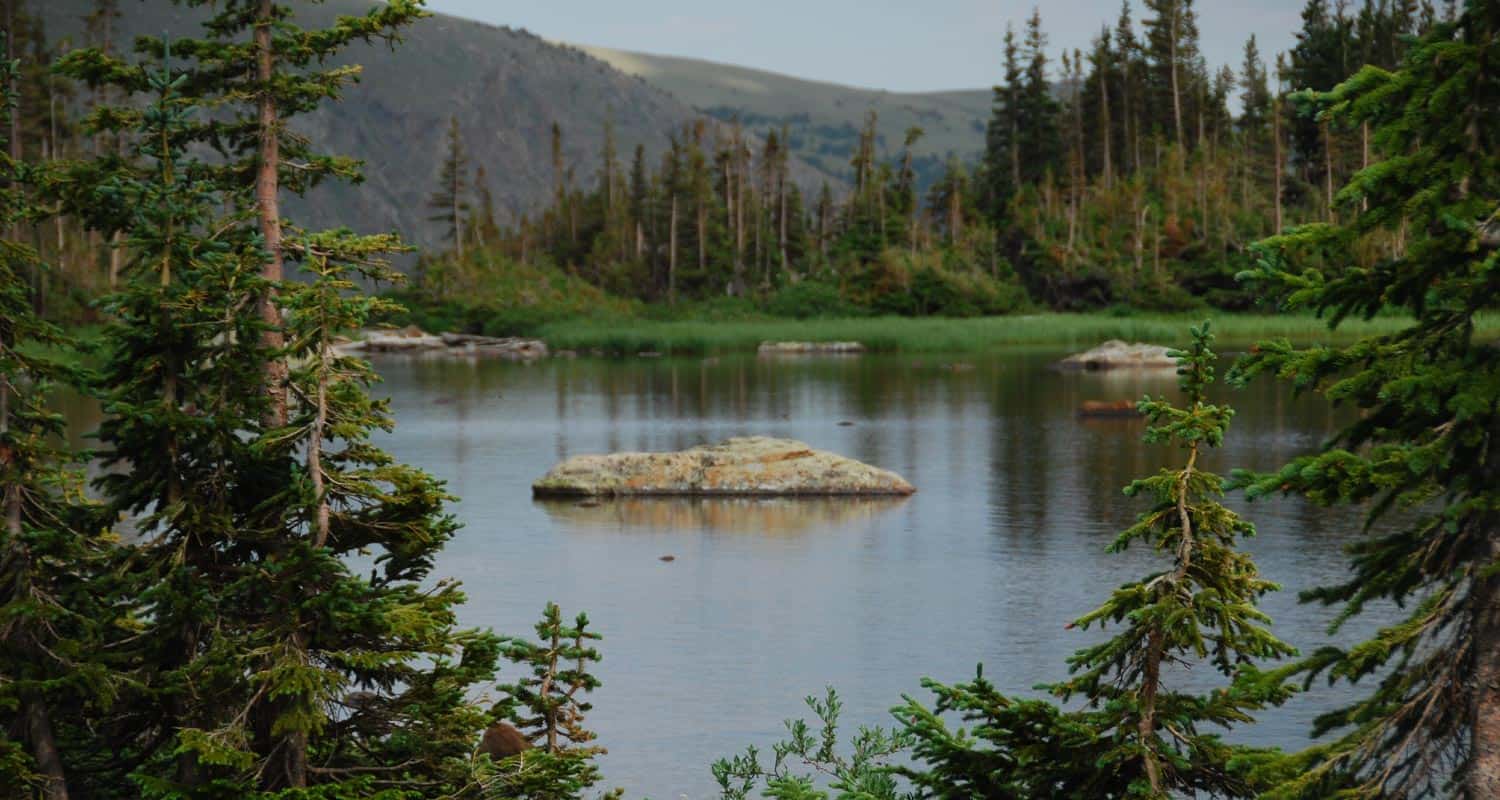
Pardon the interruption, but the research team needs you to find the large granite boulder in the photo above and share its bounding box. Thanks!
[1055,340,1177,370]
[532,437,915,497]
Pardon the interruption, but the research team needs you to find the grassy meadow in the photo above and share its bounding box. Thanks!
[532,311,1500,356]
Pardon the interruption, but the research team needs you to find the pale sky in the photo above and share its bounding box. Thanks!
[424,1,1308,93]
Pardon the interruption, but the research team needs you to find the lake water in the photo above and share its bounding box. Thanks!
[355,348,1387,799]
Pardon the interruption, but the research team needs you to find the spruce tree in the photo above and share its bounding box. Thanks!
[0,44,111,800]
[61,8,505,795]
[897,324,1294,798]
[1232,3,1500,795]
[491,603,610,800]
[981,22,1023,223]
[428,115,470,265]
[1017,10,1061,185]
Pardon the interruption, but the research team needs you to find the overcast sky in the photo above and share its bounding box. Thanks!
[424,1,1308,93]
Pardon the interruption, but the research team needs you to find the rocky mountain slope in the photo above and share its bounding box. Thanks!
[575,45,991,191]
[35,0,811,250]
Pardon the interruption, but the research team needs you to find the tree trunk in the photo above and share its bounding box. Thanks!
[1138,629,1164,793]
[1101,63,1113,190]
[778,169,788,275]
[668,194,678,306]
[453,167,464,261]
[1169,3,1184,146]
[1273,97,1284,235]
[1469,422,1500,796]
[254,0,288,428]
[25,699,69,800]
[1471,547,1500,797]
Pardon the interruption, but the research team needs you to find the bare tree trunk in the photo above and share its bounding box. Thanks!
[453,164,464,261]
[696,195,706,276]
[254,0,288,429]
[1169,3,1184,146]
[1101,62,1113,190]
[668,194,678,306]
[1273,97,1284,235]
[1134,198,1147,283]
[778,169,788,275]
[735,140,747,292]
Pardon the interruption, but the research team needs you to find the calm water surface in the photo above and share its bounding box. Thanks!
[59,349,1387,798]
[359,348,1387,799]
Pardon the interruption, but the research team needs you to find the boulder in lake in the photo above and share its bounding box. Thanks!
[532,436,915,497]
[1055,340,1177,371]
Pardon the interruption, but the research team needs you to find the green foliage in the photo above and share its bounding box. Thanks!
[0,38,116,799]
[41,5,512,797]
[894,324,1293,799]
[1227,5,1500,796]
[765,279,860,319]
[713,687,912,800]
[893,667,1116,799]
[489,603,611,800]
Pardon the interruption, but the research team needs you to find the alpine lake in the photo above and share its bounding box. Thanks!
[60,345,1394,799]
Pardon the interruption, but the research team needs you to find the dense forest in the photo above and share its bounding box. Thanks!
[0,0,1468,324]
[405,0,1462,326]
[1,0,1499,798]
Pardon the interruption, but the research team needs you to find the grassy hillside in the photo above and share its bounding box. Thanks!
[576,44,991,189]
[35,1,821,252]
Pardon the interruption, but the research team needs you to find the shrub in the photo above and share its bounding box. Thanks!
[766,279,860,319]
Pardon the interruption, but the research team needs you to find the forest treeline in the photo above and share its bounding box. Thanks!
[408,0,1460,322]
[2,0,1500,799]
[0,0,1464,322]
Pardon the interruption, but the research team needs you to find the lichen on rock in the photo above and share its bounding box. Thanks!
[532,436,915,497]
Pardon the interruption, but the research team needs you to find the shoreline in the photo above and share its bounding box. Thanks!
[528,311,1500,357]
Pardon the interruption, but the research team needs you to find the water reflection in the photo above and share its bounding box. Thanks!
[55,349,1382,800]
[536,496,910,535]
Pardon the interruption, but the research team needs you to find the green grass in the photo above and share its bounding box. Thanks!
[536,312,1500,356]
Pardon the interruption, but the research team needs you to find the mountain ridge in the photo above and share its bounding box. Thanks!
[574,44,992,190]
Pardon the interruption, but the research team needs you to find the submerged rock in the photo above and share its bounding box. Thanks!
[532,436,915,497]
[1055,340,1177,370]
[1076,400,1144,419]
[758,341,866,355]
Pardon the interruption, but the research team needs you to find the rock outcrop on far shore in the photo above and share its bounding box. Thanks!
[1055,340,1177,370]
[532,437,915,497]
[757,341,866,355]
[333,326,548,360]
